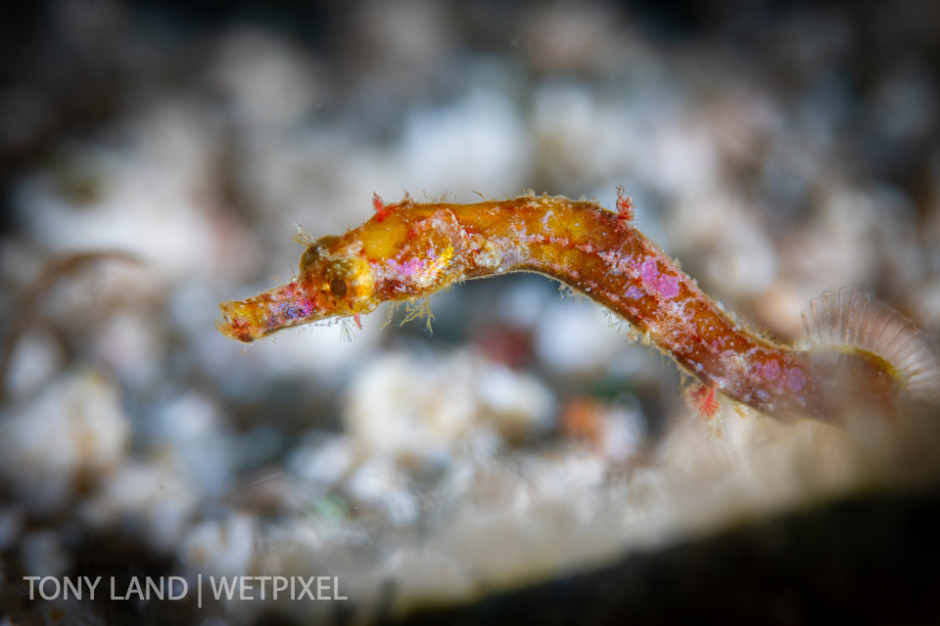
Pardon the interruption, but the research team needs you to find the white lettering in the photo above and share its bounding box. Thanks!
[167,576,188,600]
[237,577,254,601]
[202,575,348,602]
[24,577,40,600]
[145,577,164,600]
[296,576,315,600]
[210,576,237,601]
[124,576,144,600]
[317,576,331,598]
[334,576,347,600]
[254,576,270,600]
[273,576,288,599]
[39,577,60,601]
[85,576,102,600]
[62,577,82,600]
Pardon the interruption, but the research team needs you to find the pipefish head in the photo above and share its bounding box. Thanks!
[216,235,376,343]
[298,235,377,315]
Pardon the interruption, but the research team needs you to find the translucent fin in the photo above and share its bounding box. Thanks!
[801,288,940,402]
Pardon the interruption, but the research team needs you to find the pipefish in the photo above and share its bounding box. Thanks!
[217,191,940,422]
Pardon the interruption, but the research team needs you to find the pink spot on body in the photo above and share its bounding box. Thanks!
[387,257,424,277]
[785,367,806,393]
[639,259,680,300]
[761,359,782,382]
[658,273,680,299]
[640,259,659,290]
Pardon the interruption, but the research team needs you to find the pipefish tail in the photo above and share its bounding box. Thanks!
[217,192,940,422]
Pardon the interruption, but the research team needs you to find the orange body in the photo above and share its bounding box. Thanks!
[218,194,903,421]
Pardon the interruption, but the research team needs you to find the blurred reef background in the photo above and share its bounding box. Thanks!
[2,0,940,624]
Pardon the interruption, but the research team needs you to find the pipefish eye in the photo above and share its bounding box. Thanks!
[330,277,348,297]
[324,256,376,306]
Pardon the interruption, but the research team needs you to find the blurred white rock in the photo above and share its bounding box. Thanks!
[344,350,555,465]
[0,371,130,514]
[80,460,198,553]
[179,513,256,577]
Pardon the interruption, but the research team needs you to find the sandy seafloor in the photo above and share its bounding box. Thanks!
[2,1,940,624]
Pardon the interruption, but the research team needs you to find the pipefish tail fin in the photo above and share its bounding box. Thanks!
[801,287,940,403]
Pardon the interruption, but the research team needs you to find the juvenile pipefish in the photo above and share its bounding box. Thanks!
[217,192,940,422]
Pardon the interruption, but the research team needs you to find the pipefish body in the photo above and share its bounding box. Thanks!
[217,192,940,422]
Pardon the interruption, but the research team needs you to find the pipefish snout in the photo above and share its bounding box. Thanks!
[217,192,940,422]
